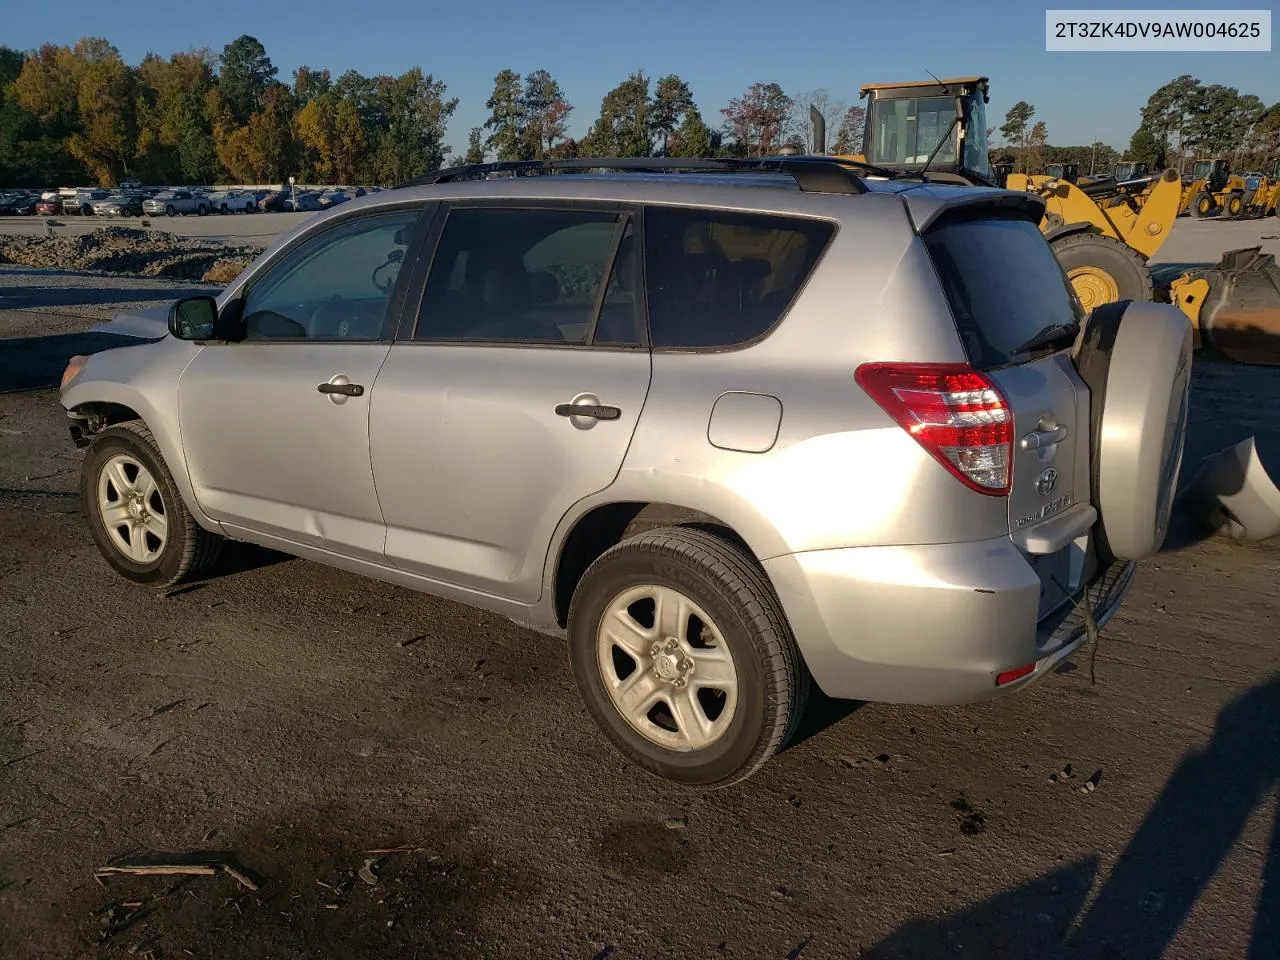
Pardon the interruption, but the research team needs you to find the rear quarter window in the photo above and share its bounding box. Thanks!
[923,216,1084,369]
[643,206,835,349]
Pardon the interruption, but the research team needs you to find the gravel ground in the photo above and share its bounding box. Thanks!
[0,226,262,283]
[0,245,1278,959]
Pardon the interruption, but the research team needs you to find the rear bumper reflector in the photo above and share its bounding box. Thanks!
[996,663,1036,686]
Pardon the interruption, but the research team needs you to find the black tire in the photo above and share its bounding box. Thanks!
[166,205,175,217]
[1191,191,1216,218]
[1051,232,1154,311]
[81,421,223,588]
[220,204,229,215]
[567,525,810,789]
[1226,193,1244,217]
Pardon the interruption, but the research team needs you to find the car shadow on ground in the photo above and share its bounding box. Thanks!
[0,331,160,392]
[0,279,214,312]
[862,676,1280,960]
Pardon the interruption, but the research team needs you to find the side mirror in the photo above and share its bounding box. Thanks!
[168,295,219,340]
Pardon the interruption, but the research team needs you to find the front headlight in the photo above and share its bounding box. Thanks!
[60,355,89,392]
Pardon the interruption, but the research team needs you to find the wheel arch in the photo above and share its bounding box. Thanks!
[549,500,765,630]
[1044,221,1097,244]
[64,381,222,536]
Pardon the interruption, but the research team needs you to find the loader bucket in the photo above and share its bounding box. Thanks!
[1171,247,1280,365]
[1179,436,1280,542]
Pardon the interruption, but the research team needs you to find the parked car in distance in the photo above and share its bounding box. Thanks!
[93,193,144,217]
[143,190,209,217]
[207,190,258,214]
[35,193,62,216]
[59,157,1194,789]
[64,189,110,216]
[258,190,289,212]
[0,192,38,215]
[284,191,323,212]
[317,190,349,209]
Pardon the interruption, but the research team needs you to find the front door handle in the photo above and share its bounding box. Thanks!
[318,382,364,397]
[1020,423,1068,450]
[555,402,621,421]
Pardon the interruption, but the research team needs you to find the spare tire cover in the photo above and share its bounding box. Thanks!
[1074,299,1193,561]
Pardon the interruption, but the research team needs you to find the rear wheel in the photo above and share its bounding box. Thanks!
[567,526,809,789]
[1051,232,1154,311]
[166,205,175,217]
[1226,193,1244,217]
[1192,191,1217,218]
[81,421,223,588]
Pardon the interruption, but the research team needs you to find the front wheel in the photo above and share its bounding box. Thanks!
[567,526,810,789]
[1192,191,1217,218]
[1052,232,1154,311]
[81,421,224,588]
[166,206,175,217]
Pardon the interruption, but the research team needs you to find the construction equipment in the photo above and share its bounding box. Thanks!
[832,76,1182,311]
[808,76,1280,364]
[1179,158,1249,218]
[1235,158,1280,219]
[1112,161,1150,181]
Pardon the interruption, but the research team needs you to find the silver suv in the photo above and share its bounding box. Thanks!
[59,157,1193,788]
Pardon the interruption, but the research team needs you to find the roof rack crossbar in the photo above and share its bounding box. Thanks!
[395,156,869,195]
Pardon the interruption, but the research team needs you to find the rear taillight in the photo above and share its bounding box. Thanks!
[855,362,1013,496]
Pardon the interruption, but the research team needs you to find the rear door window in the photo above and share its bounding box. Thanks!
[923,216,1084,369]
[643,206,834,349]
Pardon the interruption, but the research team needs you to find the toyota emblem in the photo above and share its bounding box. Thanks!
[1036,468,1059,497]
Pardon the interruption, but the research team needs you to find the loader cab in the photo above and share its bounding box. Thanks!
[1191,158,1230,192]
[1113,162,1149,181]
[1044,163,1078,183]
[990,158,1014,187]
[859,76,993,185]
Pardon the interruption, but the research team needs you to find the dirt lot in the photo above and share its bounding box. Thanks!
[1,222,1278,959]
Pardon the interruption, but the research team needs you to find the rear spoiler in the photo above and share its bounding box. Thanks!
[900,189,1047,234]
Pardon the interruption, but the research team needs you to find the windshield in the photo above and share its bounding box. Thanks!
[961,90,990,179]
[866,95,958,167]
[1193,161,1211,180]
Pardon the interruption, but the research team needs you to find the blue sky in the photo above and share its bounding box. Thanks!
[5,0,1275,155]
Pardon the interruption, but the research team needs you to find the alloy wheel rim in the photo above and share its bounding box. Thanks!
[97,454,168,564]
[596,584,739,752]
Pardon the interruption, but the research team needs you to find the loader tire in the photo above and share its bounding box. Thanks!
[1074,301,1193,563]
[1051,232,1153,312]
[1192,191,1216,218]
[1226,193,1244,218]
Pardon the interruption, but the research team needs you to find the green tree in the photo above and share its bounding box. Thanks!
[999,100,1036,171]
[464,126,485,164]
[218,35,277,124]
[651,74,693,155]
[1138,75,1202,173]
[135,50,218,183]
[1126,125,1167,169]
[582,72,652,157]
[520,69,571,159]
[370,68,458,183]
[668,108,713,158]
[247,82,298,181]
[293,65,331,104]
[484,69,525,161]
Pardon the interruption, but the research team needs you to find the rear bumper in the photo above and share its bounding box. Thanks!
[762,539,1136,705]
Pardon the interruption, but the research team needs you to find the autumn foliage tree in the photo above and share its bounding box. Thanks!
[721,82,791,156]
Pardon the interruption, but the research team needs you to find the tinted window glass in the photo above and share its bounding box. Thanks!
[417,207,631,344]
[923,216,1085,369]
[644,206,834,349]
[241,210,418,341]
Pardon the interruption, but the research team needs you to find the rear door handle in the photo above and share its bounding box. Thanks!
[1020,423,1068,450]
[555,402,620,421]
[318,382,364,397]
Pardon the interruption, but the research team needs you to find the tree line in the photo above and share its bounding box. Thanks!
[0,35,867,188]
[1,36,1276,189]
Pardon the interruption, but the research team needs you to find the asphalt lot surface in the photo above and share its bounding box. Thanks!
[1,215,1278,960]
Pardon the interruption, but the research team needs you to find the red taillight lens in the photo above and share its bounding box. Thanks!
[855,362,1013,496]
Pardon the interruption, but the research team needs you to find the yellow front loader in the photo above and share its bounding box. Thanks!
[1180,158,1250,217]
[809,77,1280,365]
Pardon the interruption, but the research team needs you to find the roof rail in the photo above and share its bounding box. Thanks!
[394,155,870,195]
